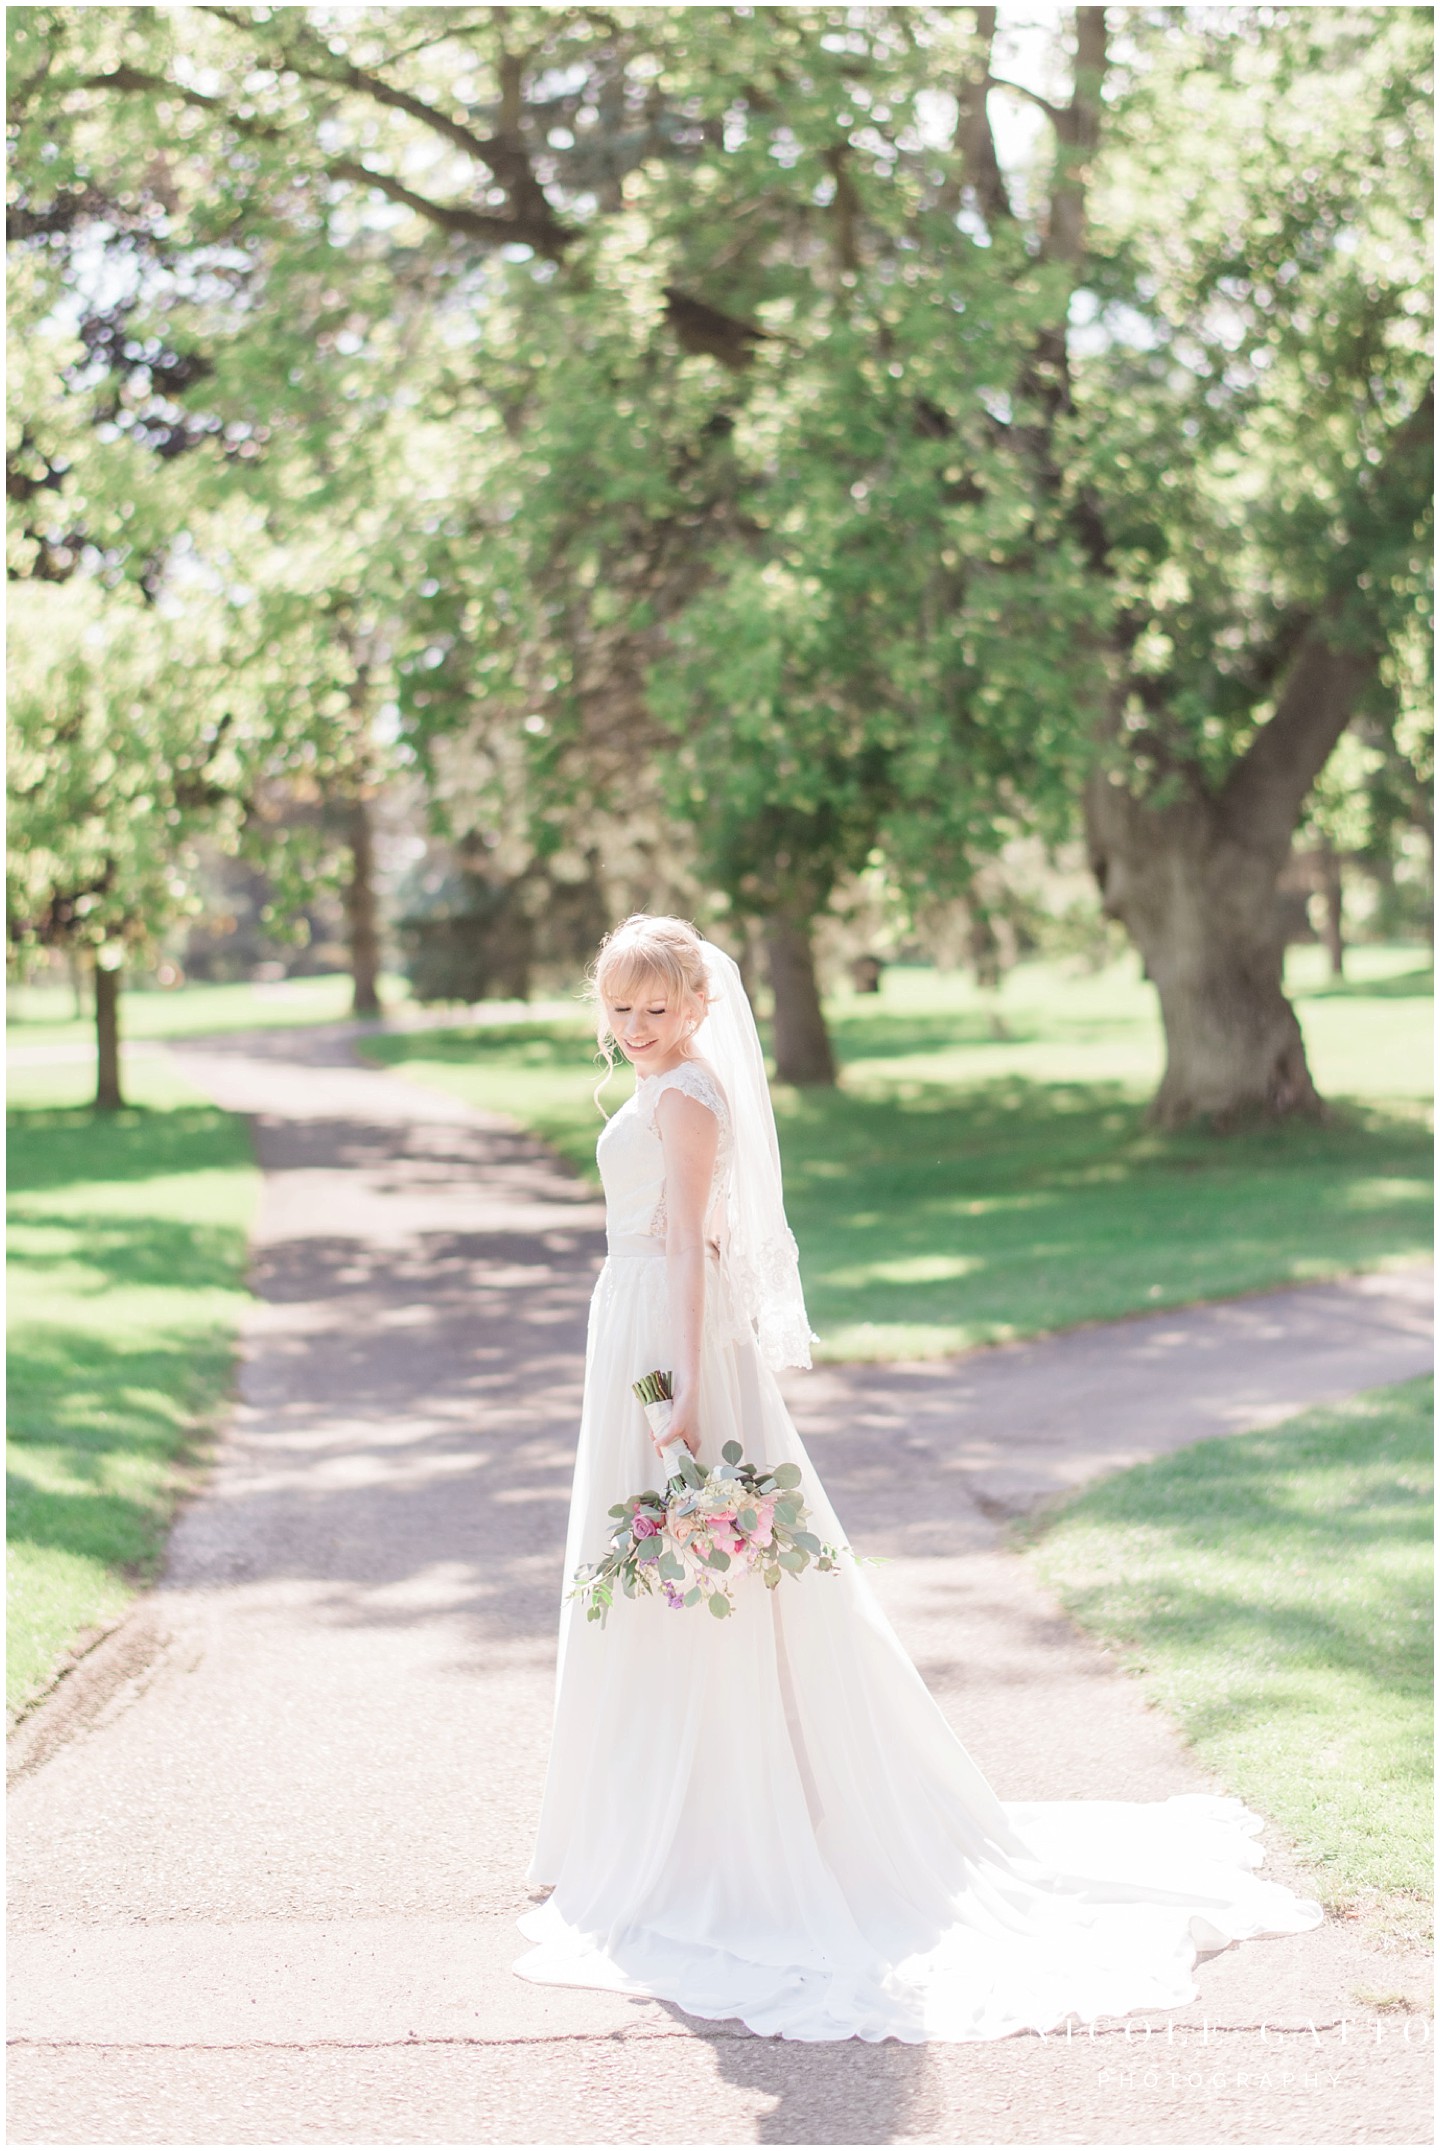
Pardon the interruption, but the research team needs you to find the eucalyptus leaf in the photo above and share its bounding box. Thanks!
[771,1464,803,1491]
[721,1440,743,1465]
[709,1593,730,1619]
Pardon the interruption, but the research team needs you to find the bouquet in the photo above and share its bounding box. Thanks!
[569,1370,844,1627]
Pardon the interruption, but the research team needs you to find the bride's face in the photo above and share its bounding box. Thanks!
[603,970,697,1074]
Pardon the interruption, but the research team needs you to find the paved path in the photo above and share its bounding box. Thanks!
[8,1028,1433,2145]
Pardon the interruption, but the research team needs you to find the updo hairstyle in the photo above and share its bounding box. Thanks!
[588,913,711,1112]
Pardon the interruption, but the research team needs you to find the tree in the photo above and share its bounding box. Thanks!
[951,6,1432,1122]
[370,8,1107,1079]
[12,6,1430,1114]
[6,10,432,1022]
[7,579,245,1106]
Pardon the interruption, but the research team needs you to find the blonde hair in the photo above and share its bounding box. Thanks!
[588,913,711,1113]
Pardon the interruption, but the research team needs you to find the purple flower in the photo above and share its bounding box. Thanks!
[662,1584,685,1611]
[632,1514,660,1539]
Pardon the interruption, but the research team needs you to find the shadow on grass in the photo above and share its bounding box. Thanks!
[360,1032,1432,1343]
[829,1007,1049,1062]
[365,1022,590,1069]
[8,1320,238,1443]
[779,1081,1430,1297]
[1027,1393,1433,1705]
[8,1321,240,1587]
[9,1211,252,1294]
[7,1472,181,1576]
[1297,962,1434,1002]
[8,1104,253,1195]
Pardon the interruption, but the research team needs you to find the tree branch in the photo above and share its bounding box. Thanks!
[950,8,1012,227]
[985,75,1064,126]
[75,63,573,258]
[823,143,860,272]
[325,160,554,249]
[207,9,572,252]
[1045,6,1106,264]
[1217,620,1375,854]
[78,65,282,136]
[663,288,775,370]
[1218,378,1434,849]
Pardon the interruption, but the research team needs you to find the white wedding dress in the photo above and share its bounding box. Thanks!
[515,1056,1322,2043]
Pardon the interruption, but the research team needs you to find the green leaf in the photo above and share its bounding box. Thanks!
[721,1439,743,1465]
[684,1586,703,1607]
[778,1547,808,1573]
[737,1508,758,1533]
[771,1463,802,1490]
[794,1530,823,1555]
[707,1547,732,1571]
[709,1593,731,1619]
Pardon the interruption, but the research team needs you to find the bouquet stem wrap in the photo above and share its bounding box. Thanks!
[633,1369,678,1456]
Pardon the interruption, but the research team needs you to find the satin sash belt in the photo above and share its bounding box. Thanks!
[605,1234,721,1261]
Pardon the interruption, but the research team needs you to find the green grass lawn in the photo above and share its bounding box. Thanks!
[361,944,1432,1360]
[6,969,412,1053]
[1024,1378,1434,1937]
[6,1053,257,1716]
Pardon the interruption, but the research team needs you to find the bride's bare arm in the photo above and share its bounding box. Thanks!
[654,1087,720,1459]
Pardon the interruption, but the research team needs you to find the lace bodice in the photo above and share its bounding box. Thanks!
[596,1059,733,1242]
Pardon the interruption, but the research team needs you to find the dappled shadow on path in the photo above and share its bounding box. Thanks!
[149,1033,995,1660]
[160,1206,1013,1672]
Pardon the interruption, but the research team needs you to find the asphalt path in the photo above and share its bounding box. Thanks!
[8,1025,1433,2145]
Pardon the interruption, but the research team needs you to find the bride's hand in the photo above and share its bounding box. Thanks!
[656,1396,701,1461]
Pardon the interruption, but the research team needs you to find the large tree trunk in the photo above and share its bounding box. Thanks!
[1086,605,1382,1129]
[343,795,382,1019]
[94,956,124,1112]
[762,914,836,1086]
[1086,782,1324,1130]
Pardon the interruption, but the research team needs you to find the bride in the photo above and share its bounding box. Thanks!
[515,913,1321,2043]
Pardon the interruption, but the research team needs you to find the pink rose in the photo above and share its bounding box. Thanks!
[632,1514,660,1539]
